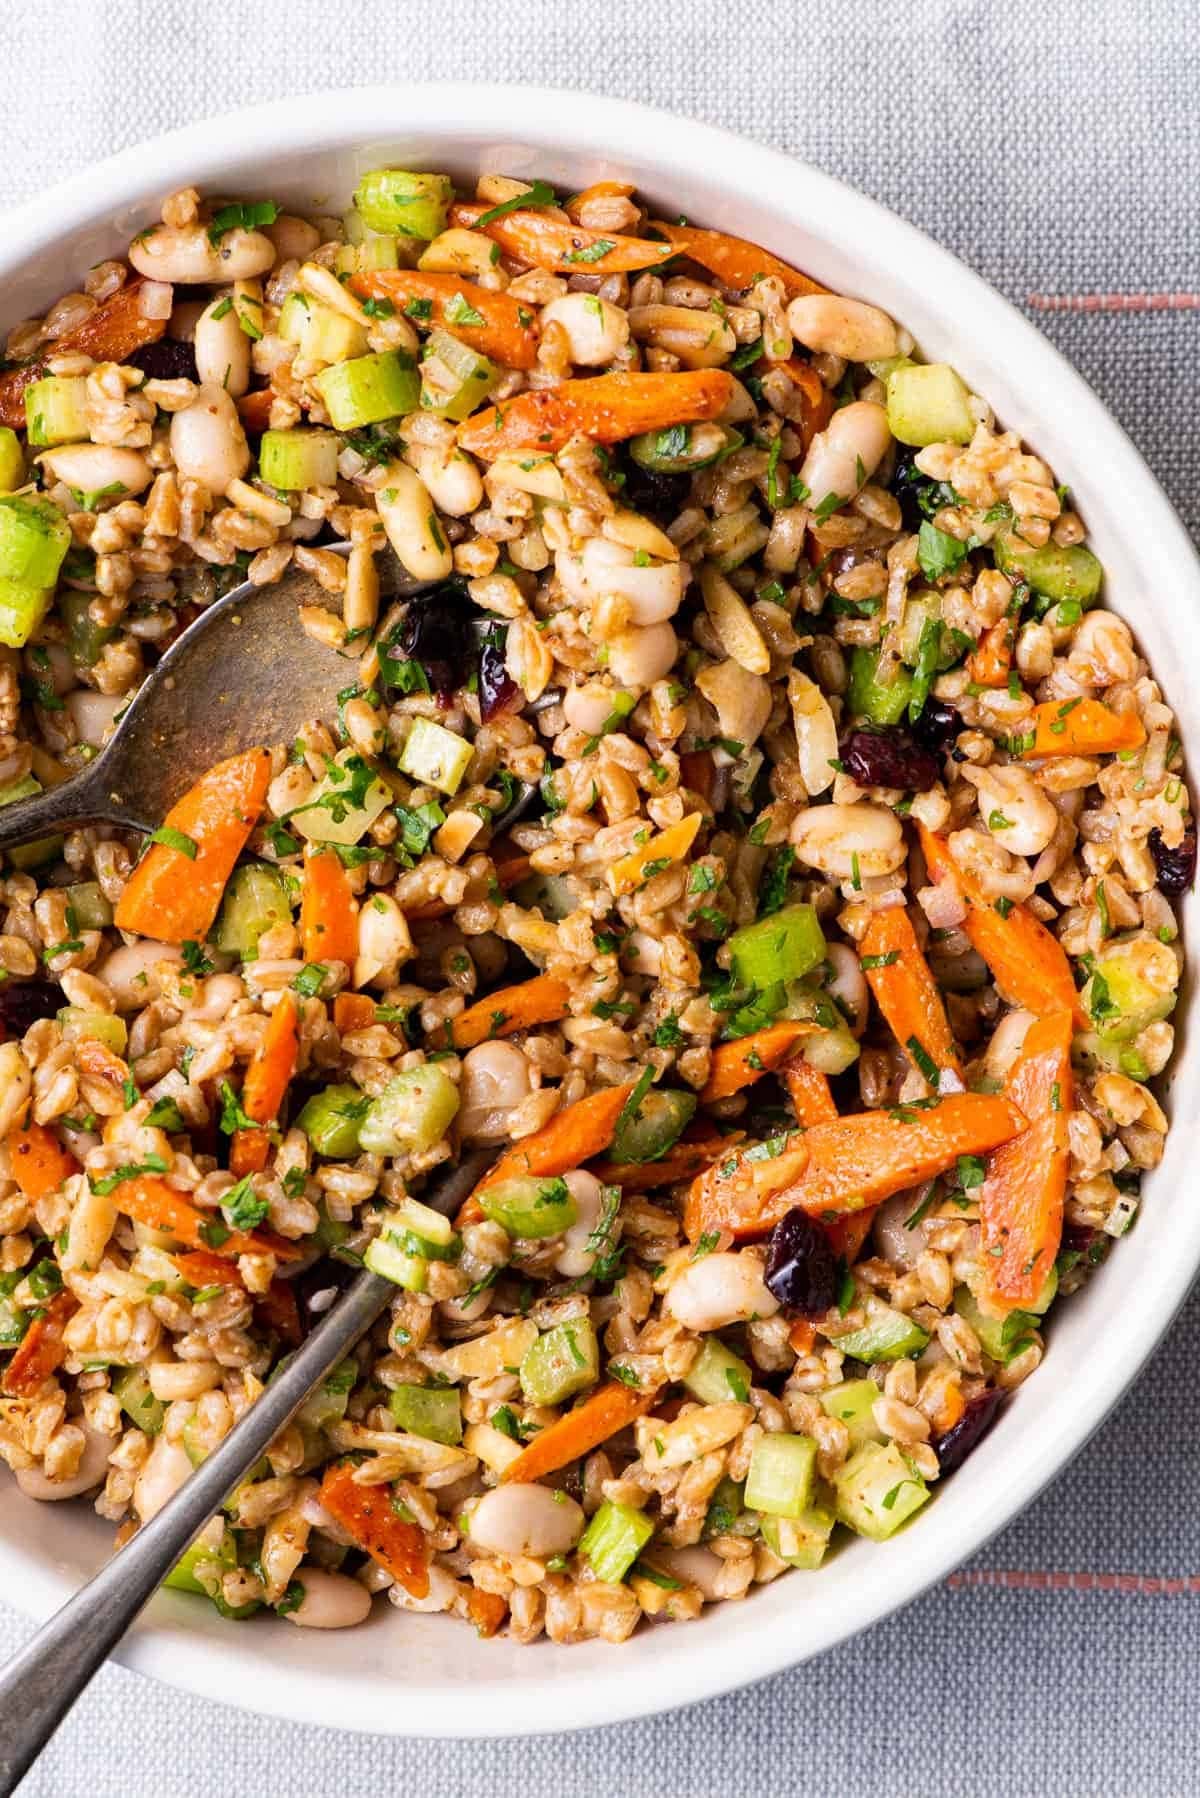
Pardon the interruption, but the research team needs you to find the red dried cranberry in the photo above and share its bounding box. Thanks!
[618,457,691,524]
[1148,824,1196,896]
[932,1387,1004,1474]
[127,339,199,383]
[841,725,940,792]
[381,584,469,697]
[478,622,518,721]
[911,698,962,754]
[764,1208,839,1316]
[890,449,930,533]
[0,980,60,1041]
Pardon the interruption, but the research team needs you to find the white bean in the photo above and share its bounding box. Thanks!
[666,1251,779,1332]
[557,537,684,625]
[791,801,905,880]
[15,1427,115,1502]
[562,679,632,736]
[375,462,452,580]
[540,293,630,366]
[170,383,250,491]
[39,443,153,498]
[554,1170,607,1278]
[823,941,869,1035]
[263,214,322,262]
[645,1544,725,1599]
[193,295,251,398]
[129,223,276,285]
[873,1191,923,1270]
[133,1436,193,1522]
[458,1040,533,1142]
[469,1483,585,1558]
[147,1360,223,1402]
[967,765,1059,858]
[283,1568,373,1629]
[404,441,483,518]
[607,622,678,689]
[799,401,891,510]
[786,294,901,362]
[96,940,186,1011]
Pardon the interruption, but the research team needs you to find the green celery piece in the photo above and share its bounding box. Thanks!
[728,903,826,992]
[478,1175,577,1240]
[847,645,913,725]
[296,1084,368,1158]
[389,1384,463,1445]
[580,1500,655,1583]
[520,1319,600,1406]
[354,170,452,239]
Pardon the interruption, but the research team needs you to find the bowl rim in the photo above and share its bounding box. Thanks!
[1,79,1197,1739]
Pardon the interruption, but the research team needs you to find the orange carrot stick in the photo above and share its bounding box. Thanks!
[113,747,273,945]
[1019,697,1146,760]
[780,1057,838,1127]
[646,220,826,301]
[967,619,1014,689]
[824,1209,877,1264]
[458,1081,637,1225]
[173,1249,244,1291]
[1005,1010,1074,1123]
[787,1318,817,1356]
[501,1380,660,1484]
[1,1290,78,1397]
[334,992,377,1035]
[860,906,962,1090]
[300,848,359,964]
[7,1117,79,1200]
[458,370,733,460]
[684,1093,1025,1239]
[700,1022,815,1103]
[447,973,572,1051]
[593,1132,743,1191]
[111,1175,302,1260]
[769,358,834,448]
[977,1111,1068,1311]
[917,823,1086,1026]
[449,201,673,276]
[319,1461,428,1597]
[230,992,299,1178]
[0,280,167,427]
[350,269,538,369]
[464,1586,509,1637]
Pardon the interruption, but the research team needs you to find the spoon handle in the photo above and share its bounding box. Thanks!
[0,759,145,850]
[0,1148,491,1795]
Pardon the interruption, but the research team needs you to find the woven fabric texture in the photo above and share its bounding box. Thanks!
[1,2,1198,1792]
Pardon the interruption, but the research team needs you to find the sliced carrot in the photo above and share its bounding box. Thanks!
[458,1081,637,1225]
[255,1278,302,1345]
[607,811,703,898]
[646,220,826,301]
[700,1022,815,1103]
[501,1380,660,1484]
[173,1249,244,1291]
[350,269,537,369]
[684,1093,1025,1239]
[447,973,572,1051]
[464,1586,508,1637]
[593,1132,743,1191]
[113,747,273,945]
[1005,1010,1074,1123]
[824,1208,877,1264]
[230,992,300,1178]
[300,848,359,964]
[860,906,962,1090]
[769,358,834,449]
[1,1290,78,1397]
[237,388,274,433]
[917,824,1086,1026]
[780,1057,838,1127]
[0,280,166,428]
[934,1383,967,1434]
[318,1461,428,1597]
[564,181,635,223]
[7,1116,79,1200]
[1019,697,1146,759]
[228,1132,270,1178]
[111,1174,302,1260]
[977,1111,1068,1311]
[458,370,733,460]
[449,201,673,277]
[787,1318,817,1356]
[333,992,376,1035]
[967,619,1014,689]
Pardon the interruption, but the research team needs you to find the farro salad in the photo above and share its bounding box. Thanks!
[0,167,1190,1645]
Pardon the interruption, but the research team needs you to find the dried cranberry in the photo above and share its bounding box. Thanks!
[890,449,931,533]
[381,583,469,697]
[618,457,691,524]
[911,698,962,755]
[0,980,60,1041]
[841,725,940,792]
[764,1208,839,1317]
[1148,824,1196,896]
[478,623,518,722]
[127,338,198,383]
[932,1387,1004,1474]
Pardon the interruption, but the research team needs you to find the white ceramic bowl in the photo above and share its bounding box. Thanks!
[1,82,1196,1739]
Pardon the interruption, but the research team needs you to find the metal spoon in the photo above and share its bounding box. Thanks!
[0,1148,493,1796]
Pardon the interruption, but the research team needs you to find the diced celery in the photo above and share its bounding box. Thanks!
[580,1499,655,1583]
[290,747,391,846]
[278,291,368,365]
[0,578,52,649]
[0,495,73,588]
[1086,938,1177,1043]
[314,1200,350,1249]
[163,1519,234,1595]
[628,423,732,472]
[609,1088,697,1164]
[296,1084,369,1157]
[214,862,294,960]
[354,169,453,240]
[182,1409,210,1468]
[520,1318,600,1407]
[478,1175,577,1240]
[994,532,1103,605]
[0,428,24,492]
[313,350,419,430]
[512,872,575,921]
[358,1064,460,1155]
[397,716,474,795]
[744,1433,817,1519]
[0,773,40,810]
[953,1286,1040,1365]
[819,1378,884,1447]
[799,1022,861,1075]
[296,1360,356,1435]
[834,1441,930,1540]
[278,291,311,344]
[24,375,89,447]
[760,1499,836,1569]
[357,236,402,273]
[886,362,975,447]
[897,592,958,671]
[729,903,826,991]
[703,1474,760,1539]
[364,1227,428,1292]
[260,428,342,492]
[1074,1030,1152,1082]
[60,589,116,668]
[65,880,113,929]
[392,1196,456,1250]
[112,1365,165,1436]
[57,1008,128,1054]
[7,833,63,871]
[829,1295,930,1363]
[847,645,913,725]
[419,329,501,422]
[682,1336,753,1406]
[389,1382,463,1445]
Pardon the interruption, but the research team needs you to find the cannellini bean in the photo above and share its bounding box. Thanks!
[556,536,685,625]
[387,1562,460,1615]
[147,1360,223,1402]
[133,1436,193,1522]
[786,294,901,362]
[823,941,868,1034]
[194,294,251,397]
[665,1251,779,1331]
[627,303,737,369]
[353,892,413,989]
[562,679,633,736]
[169,383,250,490]
[607,622,678,689]
[263,214,322,262]
[967,765,1059,857]
[985,1008,1037,1081]
[554,1170,607,1278]
[16,1427,114,1502]
[540,293,630,366]
[39,443,153,498]
[645,1544,725,1599]
[130,222,276,284]
[97,940,186,1011]
[61,1180,117,1274]
[695,658,772,747]
[283,1568,373,1629]
[486,454,566,502]
[791,801,905,880]
[799,401,891,510]
[873,1191,924,1270]
[788,668,838,796]
[375,462,452,580]
[458,1040,533,1141]
[469,1483,585,1558]
[404,441,483,517]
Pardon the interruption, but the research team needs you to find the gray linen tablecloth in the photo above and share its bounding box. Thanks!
[2,2,1198,1791]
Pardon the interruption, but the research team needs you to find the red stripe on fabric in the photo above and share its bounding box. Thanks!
[948,1570,1200,1594]
[1027,292,1200,313]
